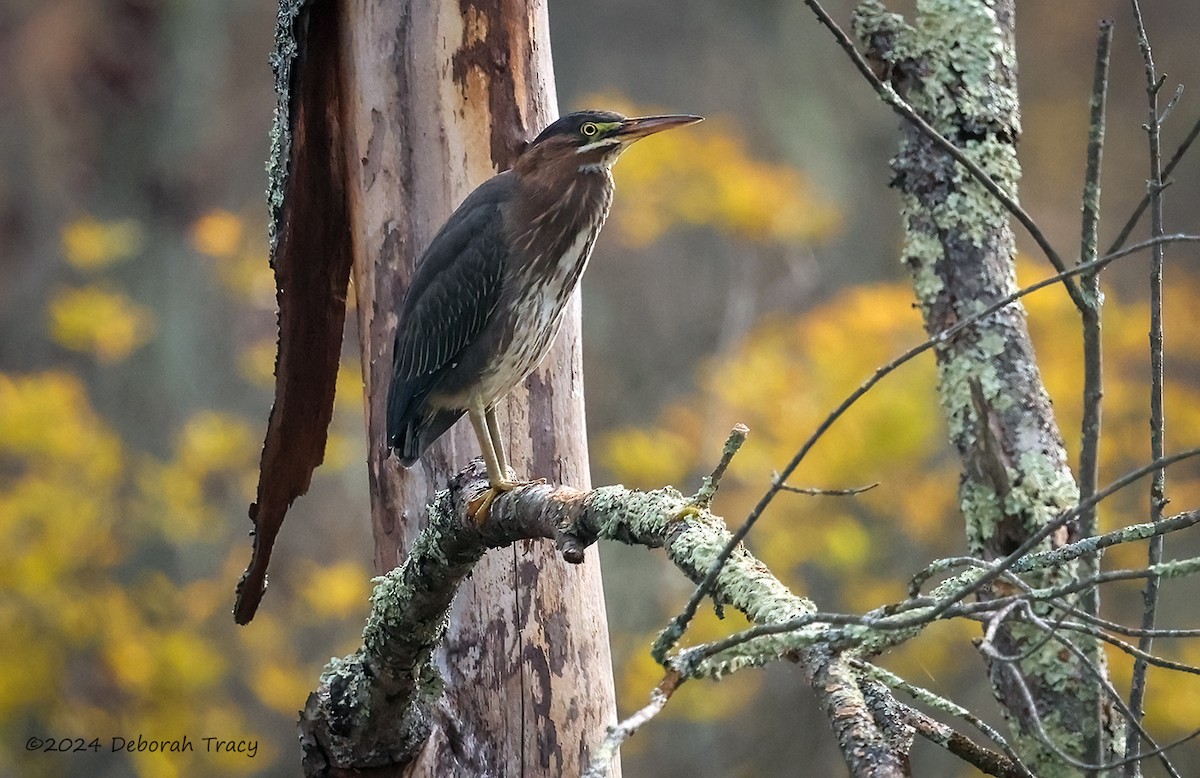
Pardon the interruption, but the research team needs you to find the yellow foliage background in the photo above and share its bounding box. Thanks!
[602,265,1200,740]
[2,209,374,777]
[4,41,1200,776]
[0,102,862,775]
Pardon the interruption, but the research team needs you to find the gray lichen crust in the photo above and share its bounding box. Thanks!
[266,0,305,259]
[855,1,1108,773]
[299,465,825,774]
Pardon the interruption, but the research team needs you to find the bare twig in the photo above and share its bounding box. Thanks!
[692,424,749,509]
[855,660,1034,778]
[778,481,879,497]
[1077,22,1112,761]
[1107,115,1200,254]
[1127,3,1172,771]
[584,670,684,778]
[798,0,1086,310]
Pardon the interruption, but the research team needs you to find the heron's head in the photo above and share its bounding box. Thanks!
[517,110,703,178]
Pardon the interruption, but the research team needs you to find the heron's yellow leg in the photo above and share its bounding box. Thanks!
[467,401,518,522]
[484,405,510,480]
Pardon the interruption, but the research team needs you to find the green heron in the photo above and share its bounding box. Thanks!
[387,110,702,516]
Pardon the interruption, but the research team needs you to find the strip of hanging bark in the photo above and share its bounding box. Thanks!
[234,0,354,625]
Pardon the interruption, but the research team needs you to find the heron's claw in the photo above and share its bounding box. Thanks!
[468,478,523,524]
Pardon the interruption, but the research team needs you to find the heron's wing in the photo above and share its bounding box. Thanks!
[387,174,511,447]
[393,196,508,379]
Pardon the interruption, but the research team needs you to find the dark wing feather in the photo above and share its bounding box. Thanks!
[386,173,512,459]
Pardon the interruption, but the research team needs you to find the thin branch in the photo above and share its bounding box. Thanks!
[979,601,1022,650]
[913,450,1200,625]
[1107,115,1200,254]
[1122,728,1200,774]
[584,670,684,778]
[654,425,753,657]
[1127,2,1171,770]
[778,481,880,497]
[986,620,1185,777]
[909,509,1200,595]
[907,556,989,596]
[1077,22,1112,762]
[947,556,1200,623]
[981,599,1080,667]
[1079,18,1113,306]
[662,240,1198,654]
[692,424,749,509]
[1005,509,1200,576]
[677,504,1200,666]
[1053,601,1200,639]
[902,705,1024,778]
[1054,618,1200,677]
[1159,84,1186,129]
[798,0,1086,310]
[855,661,1034,778]
[1076,25,1113,764]
[1103,231,1200,262]
[1047,614,1199,778]
[1024,607,1182,777]
[995,659,1129,772]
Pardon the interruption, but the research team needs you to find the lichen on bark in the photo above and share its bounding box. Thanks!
[854,0,1116,772]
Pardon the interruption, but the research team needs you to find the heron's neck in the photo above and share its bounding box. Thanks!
[577,156,617,175]
[514,165,613,233]
[505,167,614,274]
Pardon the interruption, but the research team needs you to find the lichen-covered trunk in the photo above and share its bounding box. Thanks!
[338,0,619,774]
[854,1,1117,774]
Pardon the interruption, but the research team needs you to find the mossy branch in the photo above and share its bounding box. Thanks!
[298,453,931,777]
[297,449,1200,777]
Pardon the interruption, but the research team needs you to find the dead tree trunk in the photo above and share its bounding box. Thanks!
[336,0,619,774]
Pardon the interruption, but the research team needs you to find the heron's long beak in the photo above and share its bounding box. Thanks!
[616,114,704,141]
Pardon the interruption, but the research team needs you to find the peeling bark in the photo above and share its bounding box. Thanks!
[332,0,618,775]
[235,0,354,625]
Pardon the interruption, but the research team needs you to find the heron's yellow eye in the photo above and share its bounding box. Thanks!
[580,122,598,138]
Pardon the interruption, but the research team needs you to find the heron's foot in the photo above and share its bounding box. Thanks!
[468,477,526,524]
